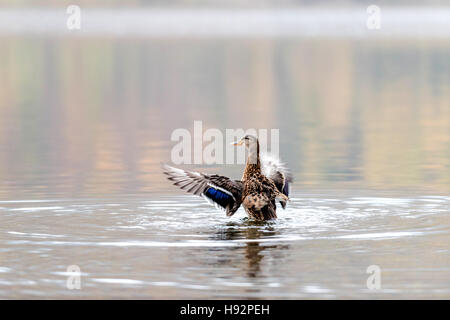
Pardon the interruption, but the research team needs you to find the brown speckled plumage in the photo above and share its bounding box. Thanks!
[240,139,286,220]
[163,135,291,221]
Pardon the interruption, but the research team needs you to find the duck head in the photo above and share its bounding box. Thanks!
[232,134,259,164]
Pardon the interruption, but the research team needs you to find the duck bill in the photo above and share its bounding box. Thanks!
[231,140,244,146]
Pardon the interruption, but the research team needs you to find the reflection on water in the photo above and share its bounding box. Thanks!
[0,17,449,299]
[0,193,449,299]
[214,221,288,278]
[0,37,449,198]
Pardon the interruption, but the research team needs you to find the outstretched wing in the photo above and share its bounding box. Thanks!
[261,154,293,209]
[162,164,243,216]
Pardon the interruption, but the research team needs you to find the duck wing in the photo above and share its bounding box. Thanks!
[162,164,243,217]
[261,154,293,209]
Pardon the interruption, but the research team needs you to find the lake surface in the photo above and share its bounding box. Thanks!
[0,9,449,299]
[1,192,449,299]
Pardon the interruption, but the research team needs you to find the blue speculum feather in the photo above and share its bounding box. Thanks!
[204,187,231,208]
[283,181,289,197]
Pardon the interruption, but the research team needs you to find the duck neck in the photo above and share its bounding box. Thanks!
[243,141,261,180]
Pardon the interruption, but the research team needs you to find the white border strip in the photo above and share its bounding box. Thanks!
[0,8,450,38]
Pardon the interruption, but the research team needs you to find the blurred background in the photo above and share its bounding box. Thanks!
[1,0,448,6]
[0,0,448,199]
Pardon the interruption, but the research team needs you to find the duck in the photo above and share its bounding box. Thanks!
[162,134,292,221]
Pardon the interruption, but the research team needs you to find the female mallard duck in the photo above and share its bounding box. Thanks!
[162,135,292,221]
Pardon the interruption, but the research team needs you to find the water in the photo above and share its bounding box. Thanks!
[0,9,449,299]
[1,193,449,299]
